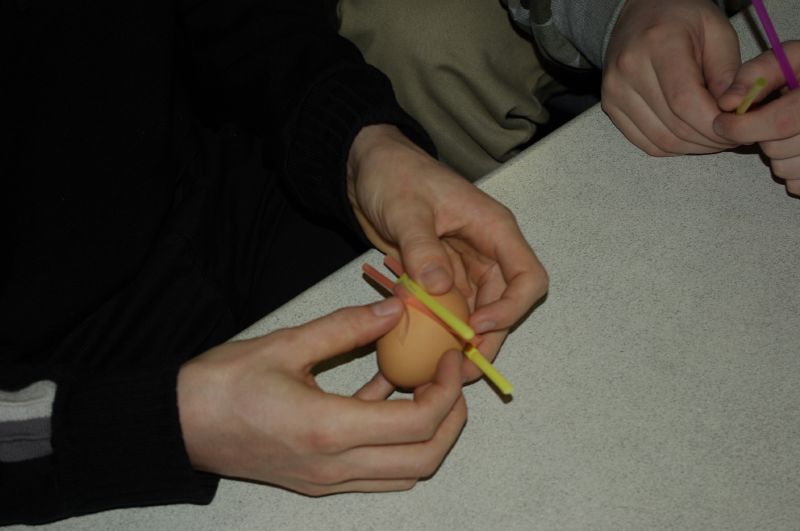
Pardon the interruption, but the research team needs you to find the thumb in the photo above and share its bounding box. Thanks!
[291,297,404,367]
[718,43,800,111]
[701,13,741,99]
[395,206,454,295]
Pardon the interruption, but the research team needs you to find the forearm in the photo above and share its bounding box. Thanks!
[0,365,217,525]
[179,0,435,235]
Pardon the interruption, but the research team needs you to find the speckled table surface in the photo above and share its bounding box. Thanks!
[30,3,800,530]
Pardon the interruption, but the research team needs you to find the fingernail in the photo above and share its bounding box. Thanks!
[420,264,448,291]
[473,320,496,334]
[371,297,403,317]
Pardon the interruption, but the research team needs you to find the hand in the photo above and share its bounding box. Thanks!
[602,0,740,156]
[714,41,800,196]
[346,124,548,382]
[177,297,467,495]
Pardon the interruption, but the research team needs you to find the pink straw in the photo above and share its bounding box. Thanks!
[750,0,799,90]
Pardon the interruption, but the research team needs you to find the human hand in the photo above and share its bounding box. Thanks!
[177,298,467,495]
[714,41,800,196]
[346,124,548,382]
[602,0,740,156]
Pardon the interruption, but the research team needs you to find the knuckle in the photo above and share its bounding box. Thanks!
[771,159,790,179]
[412,416,438,441]
[641,25,670,47]
[531,268,549,300]
[614,49,641,77]
[306,462,348,486]
[418,453,442,478]
[303,422,342,454]
[774,112,800,138]
[666,88,694,115]
[275,327,303,350]
[650,130,681,154]
[398,479,418,491]
[760,141,780,159]
[300,483,329,497]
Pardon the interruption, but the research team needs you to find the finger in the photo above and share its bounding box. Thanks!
[718,42,800,111]
[394,201,454,295]
[317,349,463,449]
[714,89,800,144]
[772,154,800,182]
[300,478,418,496]
[761,133,800,161]
[786,176,800,197]
[332,393,467,482]
[449,218,546,339]
[602,101,672,156]
[602,60,683,155]
[700,10,742,99]
[288,298,404,367]
[650,37,736,149]
[353,372,395,401]
[606,77,718,155]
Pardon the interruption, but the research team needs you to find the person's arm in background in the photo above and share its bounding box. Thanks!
[512,0,741,156]
[600,0,741,156]
[713,41,800,196]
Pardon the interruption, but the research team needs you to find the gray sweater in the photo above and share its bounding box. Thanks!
[507,0,728,69]
[505,0,627,68]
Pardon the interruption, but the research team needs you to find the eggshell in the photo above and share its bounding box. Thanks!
[377,289,469,388]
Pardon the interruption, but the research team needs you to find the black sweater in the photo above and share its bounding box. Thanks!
[0,0,432,524]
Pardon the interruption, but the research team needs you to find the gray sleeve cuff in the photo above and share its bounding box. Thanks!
[0,381,56,463]
[551,0,628,67]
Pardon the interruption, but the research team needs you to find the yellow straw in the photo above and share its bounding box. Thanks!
[464,345,514,396]
[736,77,767,115]
[396,274,514,395]
[397,274,475,341]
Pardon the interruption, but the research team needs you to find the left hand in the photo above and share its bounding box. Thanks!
[346,124,548,382]
[601,0,741,156]
[714,41,800,197]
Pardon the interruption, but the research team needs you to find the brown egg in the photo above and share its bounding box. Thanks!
[377,289,469,389]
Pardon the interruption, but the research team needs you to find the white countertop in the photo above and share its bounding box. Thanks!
[30,3,800,530]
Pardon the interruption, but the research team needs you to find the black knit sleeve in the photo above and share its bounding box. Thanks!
[179,0,436,232]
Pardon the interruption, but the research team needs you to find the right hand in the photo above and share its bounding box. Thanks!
[177,297,467,496]
[601,0,740,156]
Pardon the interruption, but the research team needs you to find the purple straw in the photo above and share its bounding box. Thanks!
[750,0,799,90]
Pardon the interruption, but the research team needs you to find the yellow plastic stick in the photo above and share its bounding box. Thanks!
[736,77,767,115]
[397,274,475,341]
[464,345,514,396]
[396,274,514,395]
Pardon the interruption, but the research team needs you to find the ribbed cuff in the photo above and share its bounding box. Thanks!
[282,63,436,237]
[53,367,218,518]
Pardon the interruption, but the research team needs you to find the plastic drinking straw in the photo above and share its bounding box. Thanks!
[366,256,485,345]
[736,77,767,114]
[464,345,514,395]
[750,0,799,89]
[397,274,476,342]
